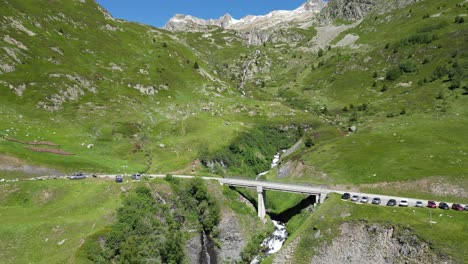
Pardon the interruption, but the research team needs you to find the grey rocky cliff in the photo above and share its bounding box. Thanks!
[184,214,246,263]
[186,233,203,264]
[216,212,244,263]
[311,222,452,264]
[318,0,420,24]
[163,0,327,45]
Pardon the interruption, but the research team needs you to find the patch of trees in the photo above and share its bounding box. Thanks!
[389,33,438,52]
[200,126,301,177]
[385,59,418,81]
[417,21,448,33]
[78,180,221,263]
[398,33,438,47]
[79,186,184,263]
[178,177,221,233]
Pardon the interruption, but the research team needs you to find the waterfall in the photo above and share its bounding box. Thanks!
[199,230,218,264]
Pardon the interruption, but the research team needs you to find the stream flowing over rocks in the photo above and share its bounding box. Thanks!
[260,220,288,254]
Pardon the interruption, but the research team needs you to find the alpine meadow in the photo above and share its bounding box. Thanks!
[0,0,467,263]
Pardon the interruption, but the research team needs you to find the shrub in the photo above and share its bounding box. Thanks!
[381,84,388,92]
[463,86,468,95]
[431,65,449,81]
[417,21,448,33]
[386,67,402,81]
[305,137,315,148]
[193,62,200,69]
[399,60,417,73]
[454,16,465,24]
[318,48,324,57]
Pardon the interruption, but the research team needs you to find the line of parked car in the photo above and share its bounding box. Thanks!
[68,173,143,182]
[341,193,468,211]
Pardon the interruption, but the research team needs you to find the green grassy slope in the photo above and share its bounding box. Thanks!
[255,0,468,200]
[0,180,122,263]
[0,0,317,175]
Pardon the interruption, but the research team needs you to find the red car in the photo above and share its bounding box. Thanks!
[451,203,464,211]
[427,201,437,208]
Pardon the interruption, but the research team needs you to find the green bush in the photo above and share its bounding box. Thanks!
[454,16,465,24]
[399,60,417,73]
[431,65,449,81]
[386,67,402,81]
[318,48,324,57]
[397,33,438,48]
[417,21,448,33]
[305,137,315,148]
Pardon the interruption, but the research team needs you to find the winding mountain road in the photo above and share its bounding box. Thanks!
[13,173,467,211]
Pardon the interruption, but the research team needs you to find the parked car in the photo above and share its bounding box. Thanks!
[69,173,86,180]
[371,197,381,205]
[115,175,123,183]
[341,193,351,200]
[387,199,397,206]
[360,196,369,203]
[465,205,468,211]
[351,195,359,202]
[415,201,423,207]
[427,200,437,208]
[438,202,449,210]
[399,200,409,207]
[451,203,464,211]
[131,173,142,180]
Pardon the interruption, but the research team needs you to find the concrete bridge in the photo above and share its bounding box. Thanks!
[26,174,467,221]
[218,178,328,219]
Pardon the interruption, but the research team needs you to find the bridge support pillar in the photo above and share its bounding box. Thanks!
[318,193,327,204]
[257,186,266,220]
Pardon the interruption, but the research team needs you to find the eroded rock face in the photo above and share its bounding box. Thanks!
[318,0,419,24]
[163,0,327,45]
[217,213,244,262]
[186,233,202,264]
[311,222,452,264]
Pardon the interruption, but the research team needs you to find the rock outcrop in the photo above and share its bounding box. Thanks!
[163,0,327,45]
[311,222,452,264]
[216,213,244,262]
[163,0,326,32]
[318,0,420,24]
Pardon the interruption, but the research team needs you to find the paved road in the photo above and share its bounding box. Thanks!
[5,173,467,209]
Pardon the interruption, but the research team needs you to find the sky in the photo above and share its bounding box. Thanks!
[96,0,308,28]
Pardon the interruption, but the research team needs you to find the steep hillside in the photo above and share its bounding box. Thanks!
[0,0,319,176]
[270,194,468,264]
[1,0,467,263]
[254,0,467,201]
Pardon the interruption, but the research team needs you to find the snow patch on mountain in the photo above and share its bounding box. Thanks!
[163,0,327,32]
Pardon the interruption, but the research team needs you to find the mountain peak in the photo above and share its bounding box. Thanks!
[162,0,327,32]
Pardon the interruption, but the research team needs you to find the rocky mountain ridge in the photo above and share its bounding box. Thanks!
[163,0,327,33]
